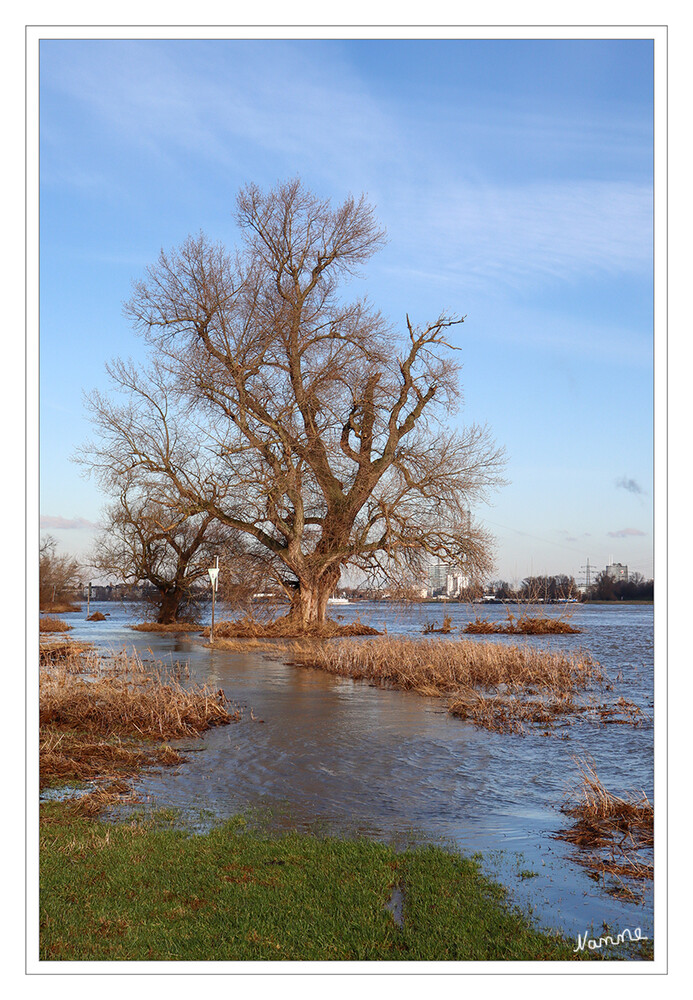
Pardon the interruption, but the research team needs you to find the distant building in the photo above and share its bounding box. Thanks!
[427,560,469,597]
[605,562,629,583]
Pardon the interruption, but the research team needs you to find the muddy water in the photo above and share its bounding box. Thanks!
[56,600,655,943]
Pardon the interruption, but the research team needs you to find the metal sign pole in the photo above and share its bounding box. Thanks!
[208,557,219,645]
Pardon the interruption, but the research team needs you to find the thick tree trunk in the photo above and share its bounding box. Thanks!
[157,588,184,624]
[289,568,341,626]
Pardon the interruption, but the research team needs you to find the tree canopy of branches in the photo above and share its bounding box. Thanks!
[40,535,82,611]
[89,486,241,623]
[84,179,506,627]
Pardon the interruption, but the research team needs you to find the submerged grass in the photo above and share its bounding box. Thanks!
[463,611,580,635]
[39,639,93,666]
[40,803,615,962]
[290,637,640,736]
[555,757,653,900]
[40,649,239,808]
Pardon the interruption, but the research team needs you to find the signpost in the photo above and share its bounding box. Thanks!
[208,557,219,644]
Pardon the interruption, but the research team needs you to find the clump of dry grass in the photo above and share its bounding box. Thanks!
[449,691,582,734]
[40,650,238,739]
[130,621,203,633]
[39,729,183,790]
[39,639,93,666]
[40,617,72,633]
[463,610,580,635]
[40,649,239,814]
[40,601,81,614]
[293,636,601,696]
[86,611,107,621]
[202,615,381,639]
[205,637,294,652]
[290,638,642,736]
[422,614,455,634]
[555,756,653,897]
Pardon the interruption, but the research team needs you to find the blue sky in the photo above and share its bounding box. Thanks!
[39,37,654,583]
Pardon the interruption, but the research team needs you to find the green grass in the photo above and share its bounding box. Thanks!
[38,803,619,963]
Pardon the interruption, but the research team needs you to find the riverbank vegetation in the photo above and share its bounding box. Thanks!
[202,615,382,640]
[291,638,643,735]
[39,617,72,633]
[40,803,610,962]
[39,649,238,813]
[555,757,653,900]
[463,610,580,635]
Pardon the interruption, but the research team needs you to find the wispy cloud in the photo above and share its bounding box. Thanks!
[607,527,646,538]
[41,515,98,530]
[616,476,644,495]
[42,40,652,293]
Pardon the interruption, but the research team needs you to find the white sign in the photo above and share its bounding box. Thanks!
[208,568,219,588]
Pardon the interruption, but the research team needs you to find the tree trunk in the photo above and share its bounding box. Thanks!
[289,568,341,627]
[157,588,183,624]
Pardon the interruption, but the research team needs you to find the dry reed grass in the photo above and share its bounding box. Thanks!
[39,617,72,633]
[291,638,641,736]
[203,615,382,639]
[86,611,107,621]
[39,729,183,789]
[206,637,294,652]
[40,649,239,813]
[293,636,601,696]
[39,640,92,666]
[40,601,81,614]
[40,650,238,739]
[422,614,455,634]
[555,756,653,897]
[463,610,580,635]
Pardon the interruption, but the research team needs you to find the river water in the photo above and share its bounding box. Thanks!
[52,599,655,944]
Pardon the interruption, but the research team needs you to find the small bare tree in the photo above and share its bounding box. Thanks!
[40,535,82,611]
[85,179,506,628]
[90,489,240,623]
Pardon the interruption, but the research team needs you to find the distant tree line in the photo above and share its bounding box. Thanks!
[588,571,653,602]
[487,575,580,602]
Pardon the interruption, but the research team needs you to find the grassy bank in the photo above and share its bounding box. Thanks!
[40,803,611,962]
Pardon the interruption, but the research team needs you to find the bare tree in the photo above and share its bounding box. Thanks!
[90,486,242,623]
[86,178,507,628]
[40,535,82,611]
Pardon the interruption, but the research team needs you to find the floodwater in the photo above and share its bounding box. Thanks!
[53,599,655,944]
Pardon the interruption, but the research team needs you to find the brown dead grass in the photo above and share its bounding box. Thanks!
[40,617,72,633]
[40,649,239,812]
[202,615,382,639]
[205,637,294,652]
[40,652,237,739]
[39,640,93,666]
[40,729,183,790]
[40,602,81,614]
[463,610,580,635]
[291,637,641,736]
[292,636,601,695]
[555,756,653,897]
[86,611,107,621]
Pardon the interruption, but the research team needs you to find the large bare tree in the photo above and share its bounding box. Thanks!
[86,179,506,627]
